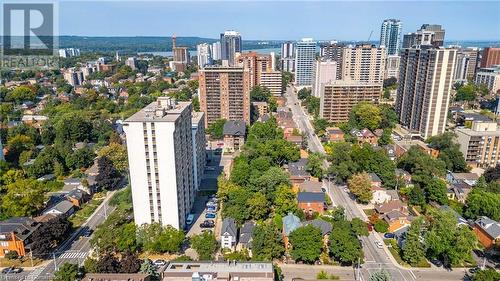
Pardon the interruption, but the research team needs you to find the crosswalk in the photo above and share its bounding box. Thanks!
[58,252,88,259]
[22,267,44,281]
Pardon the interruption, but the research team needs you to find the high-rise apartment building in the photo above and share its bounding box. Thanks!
[480,47,500,68]
[319,42,344,79]
[220,31,242,66]
[341,44,386,84]
[172,35,190,72]
[320,81,382,123]
[312,60,337,98]
[212,42,221,61]
[63,68,84,86]
[125,57,137,70]
[402,24,445,48]
[295,38,317,86]
[123,97,194,229]
[199,66,251,126]
[385,55,400,80]
[237,52,273,88]
[475,65,500,94]
[456,120,500,168]
[380,19,402,55]
[395,47,457,139]
[197,43,213,69]
[260,71,283,96]
[453,48,480,82]
[191,112,206,190]
[281,41,295,73]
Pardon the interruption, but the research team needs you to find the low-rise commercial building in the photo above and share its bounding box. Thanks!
[162,261,274,281]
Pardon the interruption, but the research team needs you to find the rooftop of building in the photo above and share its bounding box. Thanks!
[191,111,205,126]
[324,80,383,87]
[163,261,273,274]
[297,192,325,203]
[0,217,40,240]
[125,97,191,123]
[223,120,246,136]
[200,66,245,72]
[475,216,500,238]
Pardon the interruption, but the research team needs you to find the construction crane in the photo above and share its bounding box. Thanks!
[367,30,374,43]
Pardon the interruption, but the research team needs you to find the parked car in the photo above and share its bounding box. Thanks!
[375,241,383,249]
[200,220,215,228]
[384,233,395,239]
[153,259,167,267]
[469,267,480,274]
[207,206,217,212]
[205,213,216,219]
[186,214,195,225]
[430,259,443,267]
[1,268,11,274]
[367,223,373,231]
[10,268,22,274]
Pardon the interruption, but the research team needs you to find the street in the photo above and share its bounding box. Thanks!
[283,86,465,281]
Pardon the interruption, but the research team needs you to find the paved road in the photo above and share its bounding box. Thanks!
[284,86,465,281]
[31,191,117,281]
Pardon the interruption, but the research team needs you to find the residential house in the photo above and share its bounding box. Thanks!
[439,205,468,227]
[237,221,255,254]
[351,128,378,146]
[0,217,40,257]
[325,127,345,142]
[63,178,84,191]
[297,192,326,215]
[375,199,408,215]
[446,181,472,203]
[395,169,412,186]
[374,129,384,138]
[282,213,301,249]
[369,173,382,189]
[66,188,90,207]
[223,120,246,152]
[287,158,311,186]
[83,274,151,281]
[299,181,323,193]
[394,139,439,158]
[473,216,500,249]
[303,219,333,245]
[220,218,238,250]
[371,186,399,205]
[286,134,303,148]
[384,144,396,161]
[43,200,75,218]
[276,110,297,138]
[383,210,412,233]
[446,171,479,187]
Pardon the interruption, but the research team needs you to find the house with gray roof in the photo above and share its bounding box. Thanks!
[287,158,311,184]
[237,221,255,253]
[0,217,40,257]
[473,216,500,249]
[43,200,75,218]
[303,219,333,237]
[223,120,246,152]
[221,218,238,250]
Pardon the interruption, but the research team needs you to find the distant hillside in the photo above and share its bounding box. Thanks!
[59,36,283,53]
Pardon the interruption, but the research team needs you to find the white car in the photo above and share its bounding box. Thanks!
[375,241,384,249]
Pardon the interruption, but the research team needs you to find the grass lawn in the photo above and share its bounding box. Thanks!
[69,197,105,227]
[363,209,374,216]
[0,257,44,268]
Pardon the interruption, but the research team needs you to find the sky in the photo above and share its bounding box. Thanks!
[59,1,500,41]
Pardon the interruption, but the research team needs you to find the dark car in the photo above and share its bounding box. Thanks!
[200,220,215,228]
[1,268,11,274]
[431,259,443,267]
[384,233,395,239]
[469,267,480,274]
[10,268,22,274]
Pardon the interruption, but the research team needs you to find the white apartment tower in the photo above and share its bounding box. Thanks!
[191,112,206,190]
[342,44,386,84]
[295,38,317,86]
[197,43,213,69]
[212,42,221,61]
[312,59,337,98]
[281,41,295,72]
[123,97,195,229]
[380,19,402,55]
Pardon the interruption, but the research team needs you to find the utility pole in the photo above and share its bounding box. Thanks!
[53,253,57,271]
[29,251,34,268]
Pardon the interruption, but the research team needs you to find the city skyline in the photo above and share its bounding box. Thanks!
[59,1,500,40]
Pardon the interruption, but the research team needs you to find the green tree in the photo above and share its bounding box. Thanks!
[288,225,323,264]
[98,143,128,173]
[190,232,218,260]
[409,186,426,206]
[373,219,389,233]
[427,132,469,172]
[6,85,36,103]
[464,188,500,221]
[251,223,285,261]
[251,166,290,201]
[247,192,269,220]
[329,219,363,264]
[53,262,81,281]
[351,218,369,237]
[377,128,393,146]
[348,172,373,204]
[207,119,226,139]
[472,269,500,281]
[297,88,311,100]
[1,179,45,217]
[306,152,325,179]
[251,85,272,102]
[222,187,252,224]
[349,102,382,131]
[273,184,299,216]
[140,259,159,280]
[369,269,392,281]
[5,134,35,164]
[192,97,200,112]
[136,223,185,253]
[402,217,425,266]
